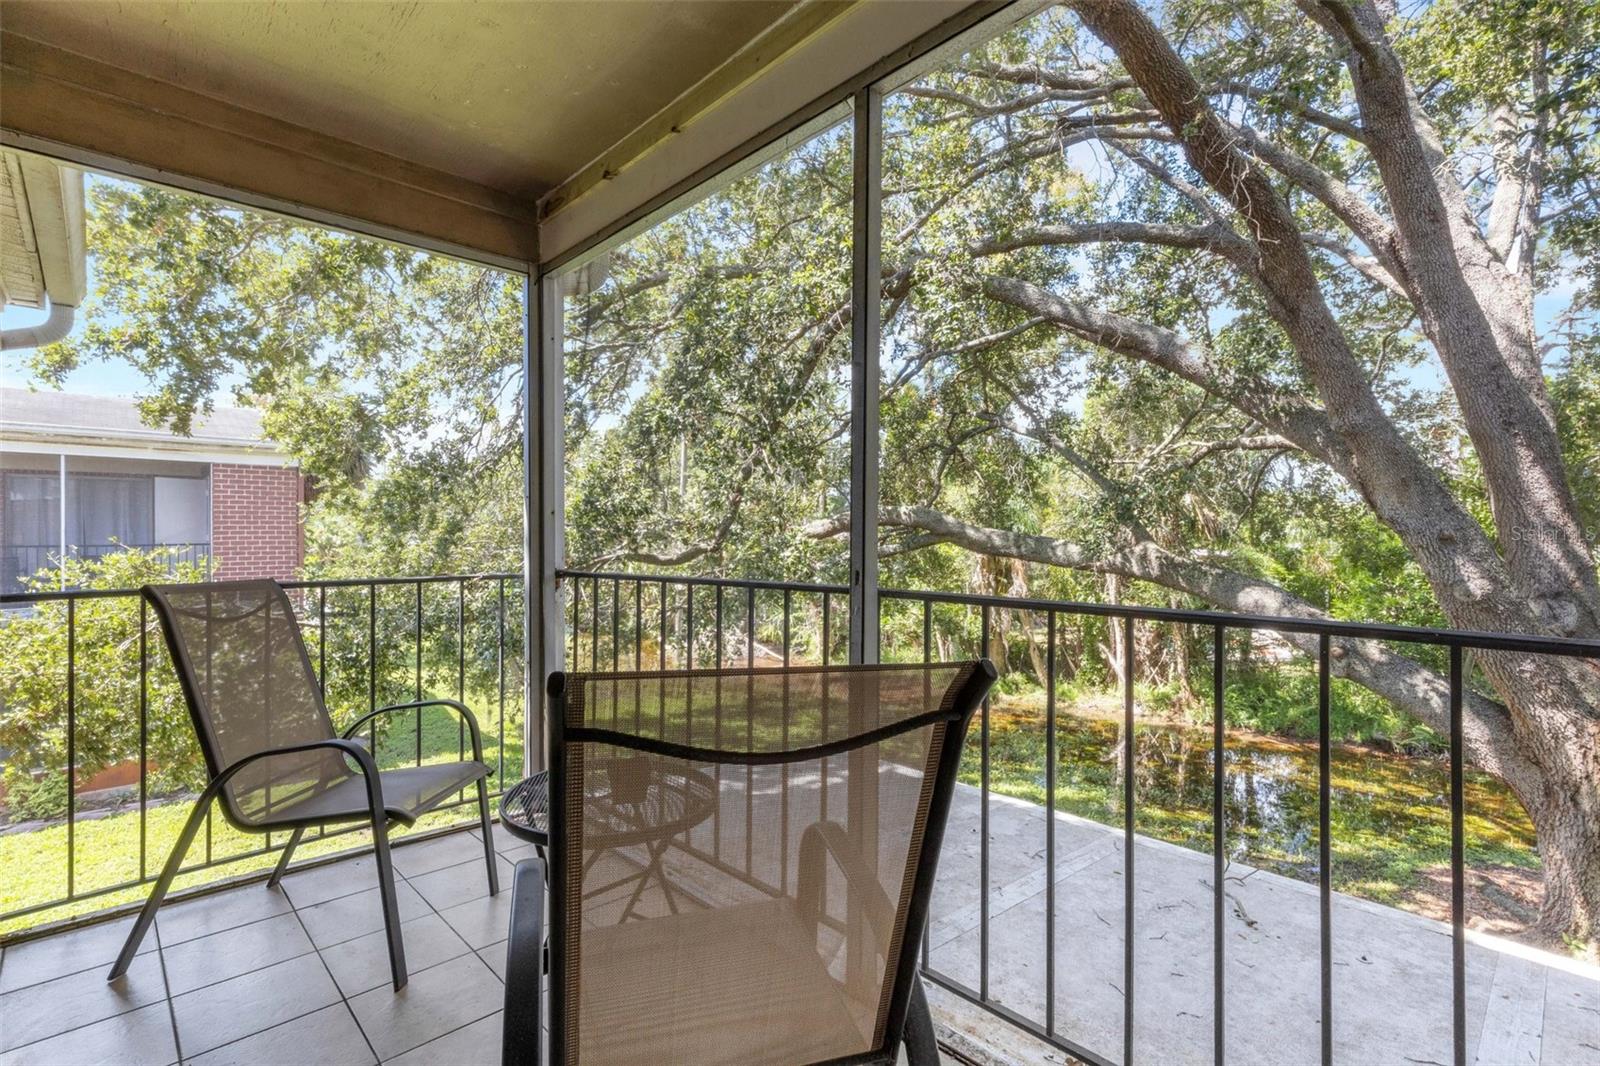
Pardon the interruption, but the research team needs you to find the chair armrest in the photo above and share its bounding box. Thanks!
[502,856,545,1066]
[342,699,486,762]
[796,819,898,951]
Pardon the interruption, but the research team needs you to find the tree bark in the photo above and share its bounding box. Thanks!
[1307,2,1599,637]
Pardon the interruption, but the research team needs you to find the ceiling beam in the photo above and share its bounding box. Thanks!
[0,32,538,264]
[537,0,860,222]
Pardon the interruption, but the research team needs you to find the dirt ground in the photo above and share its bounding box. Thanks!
[1404,863,1547,944]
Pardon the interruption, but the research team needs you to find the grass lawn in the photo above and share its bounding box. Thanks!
[1,687,524,936]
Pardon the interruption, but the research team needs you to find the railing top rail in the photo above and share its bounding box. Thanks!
[873,587,1600,658]
[0,571,522,605]
[557,567,1600,660]
[7,563,1597,659]
[556,567,850,595]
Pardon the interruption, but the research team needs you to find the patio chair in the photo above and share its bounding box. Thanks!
[502,658,996,1066]
[107,579,498,991]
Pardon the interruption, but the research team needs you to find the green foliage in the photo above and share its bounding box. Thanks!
[0,550,210,812]
[1,767,69,822]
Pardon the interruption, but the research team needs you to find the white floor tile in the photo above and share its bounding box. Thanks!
[383,1012,501,1066]
[296,882,431,949]
[170,953,339,1057]
[0,1001,175,1066]
[185,1003,375,1066]
[0,950,165,1051]
[159,912,314,996]
[347,954,501,1061]
[322,914,472,998]
[0,917,152,994]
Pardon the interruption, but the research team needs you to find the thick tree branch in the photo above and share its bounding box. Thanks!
[980,274,1347,469]
[1309,0,1598,635]
[1179,434,1296,467]
[803,504,1532,782]
[1211,79,1368,143]
[1301,232,1408,297]
[971,220,1254,269]
[1224,124,1407,292]
[1065,0,1532,642]
[963,59,1136,97]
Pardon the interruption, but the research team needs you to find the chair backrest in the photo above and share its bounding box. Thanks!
[547,659,995,1066]
[144,580,344,829]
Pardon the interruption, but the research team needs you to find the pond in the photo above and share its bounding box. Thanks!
[967,696,1541,926]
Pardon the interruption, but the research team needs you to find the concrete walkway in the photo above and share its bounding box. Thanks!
[655,760,1599,1064]
[926,784,1600,1066]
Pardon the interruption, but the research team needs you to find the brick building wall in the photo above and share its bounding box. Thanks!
[210,463,305,580]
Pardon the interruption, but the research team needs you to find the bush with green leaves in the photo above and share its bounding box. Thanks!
[0,550,210,821]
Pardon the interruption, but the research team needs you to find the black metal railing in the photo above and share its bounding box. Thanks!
[0,572,523,932]
[556,567,1600,1066]
[5,564,1593,1065]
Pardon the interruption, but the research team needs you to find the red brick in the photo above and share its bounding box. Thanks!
[211,463,304,580]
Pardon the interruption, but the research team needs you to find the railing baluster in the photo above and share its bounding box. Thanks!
[1450,645,1466,1066]
[66,597,76,899]
[1213,624,1226,1066]
[634,580,643,730]
[319,585,328,841]
[571,574,581,672]
[1122,613,1135,1065]
[591,576,600,672]
[782,588,792,892]
[139,596,149,882]
[415,581,424,767]
[1045,609,1057,1037]
[714,584,724,855]
[498,577,506,784]
[611,577,620,675]
[981,601,991,1002]
[1319,632,1333,1066]
[458,578,466,769]
[821,591,831,821]
[746,585,755,875]
[923,596,934,972]
[368,582,377,741]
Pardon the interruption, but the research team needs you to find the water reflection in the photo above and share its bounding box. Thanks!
[964,700,1538,913]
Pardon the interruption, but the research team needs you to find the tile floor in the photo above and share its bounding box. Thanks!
[0,825,534,1066]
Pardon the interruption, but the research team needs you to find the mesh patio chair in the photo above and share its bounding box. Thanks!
[107,579,498,991]
[502,658,996,1066]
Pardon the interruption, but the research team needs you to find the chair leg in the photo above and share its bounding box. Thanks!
[371,816,408,991]
[476,777,500,896]
[903,974,940,1066]
[108,787,217,981]
[503,857,545,1066]
[266,826,305,890]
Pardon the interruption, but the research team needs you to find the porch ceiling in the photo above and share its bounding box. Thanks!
[0,0,816,262]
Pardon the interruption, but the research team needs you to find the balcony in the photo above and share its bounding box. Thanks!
[3,1,1599,1062]
[3,571,1597,1065]
[2,542,211,596]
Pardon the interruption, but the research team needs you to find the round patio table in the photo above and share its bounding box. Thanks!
[498,761,717,921]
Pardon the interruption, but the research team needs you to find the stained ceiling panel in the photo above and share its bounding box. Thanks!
[0,0,800,202]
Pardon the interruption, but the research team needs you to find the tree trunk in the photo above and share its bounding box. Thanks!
[1524,786,1600,952]
[1494,676,1600,952]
